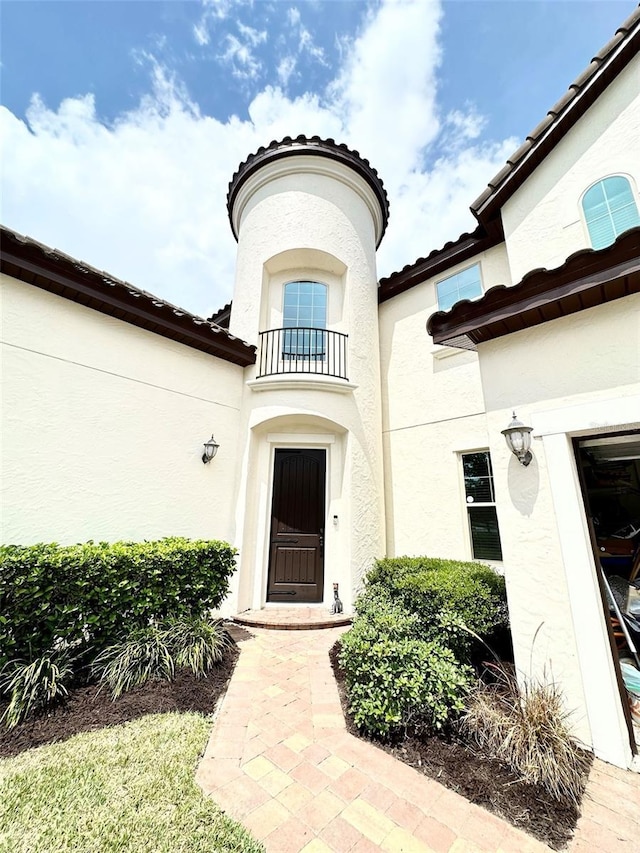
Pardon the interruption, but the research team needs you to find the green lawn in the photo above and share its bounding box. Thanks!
[0,713,263,853]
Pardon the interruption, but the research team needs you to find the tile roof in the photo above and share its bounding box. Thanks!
[377,225,501,304]
[379,6,639,298]
[427,227,640,350]
[226,135,390,247]
[0,226,256,367]
[470,6,640,224]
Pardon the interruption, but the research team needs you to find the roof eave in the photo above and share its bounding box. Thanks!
[1,228,256,367]
[470,10,640,226]
[427,228,640,349]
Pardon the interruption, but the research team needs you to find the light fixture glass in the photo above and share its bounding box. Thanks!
[501,412,533,466]
[202,434,220,464]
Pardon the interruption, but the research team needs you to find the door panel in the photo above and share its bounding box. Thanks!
[267,449,325,602]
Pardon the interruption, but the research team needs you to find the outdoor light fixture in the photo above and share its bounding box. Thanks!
[201,434,220,464]
[501,412,533,467]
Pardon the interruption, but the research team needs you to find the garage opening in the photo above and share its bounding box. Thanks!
[576,432,640,753]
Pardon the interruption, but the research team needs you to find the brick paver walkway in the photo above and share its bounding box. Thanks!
[196,625,640,852]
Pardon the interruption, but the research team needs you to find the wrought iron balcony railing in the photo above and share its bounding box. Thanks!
[257,327,348,380]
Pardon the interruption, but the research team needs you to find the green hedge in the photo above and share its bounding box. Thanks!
[362,556,508,657]
[0,538,237,668]
[339,556,508,738]
[339,601,471,737]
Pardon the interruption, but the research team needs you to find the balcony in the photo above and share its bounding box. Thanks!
[257,327,349,380]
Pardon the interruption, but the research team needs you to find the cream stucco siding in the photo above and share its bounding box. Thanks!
[1,274,245,545]
[502,55,640,281]
[477,295,640,765]
[379,243,511,556]
[228,155,386,610]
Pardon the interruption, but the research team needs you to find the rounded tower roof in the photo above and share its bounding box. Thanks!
[226,135,390,247]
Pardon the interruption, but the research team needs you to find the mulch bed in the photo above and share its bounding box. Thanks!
[0,646,238,759]
[329,642,590,850]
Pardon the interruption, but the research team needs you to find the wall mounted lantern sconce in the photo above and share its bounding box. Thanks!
[501,412,533,467]
[201,434,220,464]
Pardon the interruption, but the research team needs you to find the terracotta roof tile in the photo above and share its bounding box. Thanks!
[470,6,640,221]
[506,139,534,166]
[378,225,501,303]
[0,226,256,367]
[226,135,389,247]
[427,227,640,349]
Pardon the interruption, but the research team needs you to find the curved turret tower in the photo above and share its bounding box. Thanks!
[227,136,389,613]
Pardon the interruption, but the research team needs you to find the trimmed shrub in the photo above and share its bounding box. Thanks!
[361,556,508,657]
[339,602,471,738]
[0,538,237,668]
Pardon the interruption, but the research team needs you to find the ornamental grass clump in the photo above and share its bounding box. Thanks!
[462,664,591,805]
[91,627,175,699]
[164,616,231,678]
[0,650,76,729]
[92,617,232,698]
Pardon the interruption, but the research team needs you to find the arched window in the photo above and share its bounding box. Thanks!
[582,176,640,250]
[282,281,327,359]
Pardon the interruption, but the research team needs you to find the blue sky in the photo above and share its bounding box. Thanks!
[1,0,635,316]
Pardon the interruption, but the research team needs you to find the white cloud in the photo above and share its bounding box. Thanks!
[218,22,268,81]
[277,55,297,86]
[237,23,267,47]
[193,0,251,48]
[299,26,326,64]
[220,34,263,80]
[193,22,210,47]
[329,0,443,187]
[445,108,487,142]
[1,0,516,320]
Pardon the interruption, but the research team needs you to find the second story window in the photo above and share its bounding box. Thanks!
[282,281,327,359]
[436,264,482,312]
[582,176,640,250]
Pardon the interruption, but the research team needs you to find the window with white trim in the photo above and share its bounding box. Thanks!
[436,264,483,312]
[462,451,503,561]
[582,176,640,250]
[282,281,327,359]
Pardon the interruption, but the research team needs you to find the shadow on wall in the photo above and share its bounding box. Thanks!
[507,453,540,517]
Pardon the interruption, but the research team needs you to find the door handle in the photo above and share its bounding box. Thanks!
[273,538,299,544]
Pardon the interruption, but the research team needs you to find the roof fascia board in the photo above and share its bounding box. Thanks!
[378,227,501,303]
[471,15,639,225]
[430,256,640,347]
[2,250,256,366]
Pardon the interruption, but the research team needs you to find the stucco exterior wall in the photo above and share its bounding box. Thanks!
[478,294,640,764]
[379,244,511,557]
[228,158,386,610]
[502,55,640,281]
[1,274,245,546]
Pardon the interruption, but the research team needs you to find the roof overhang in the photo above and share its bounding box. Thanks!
[227,135,390,248]
[470,8,640,228]
[378,225,502,303]
[427,228,640,350]
[0,227,256,367]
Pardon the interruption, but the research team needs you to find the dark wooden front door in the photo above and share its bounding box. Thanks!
[267,449,325,602]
